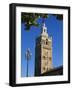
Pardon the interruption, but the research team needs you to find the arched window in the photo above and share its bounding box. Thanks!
[49,57,52,61]
[44,29,45,32]
[43,56,45,59]
[46,39,48,45]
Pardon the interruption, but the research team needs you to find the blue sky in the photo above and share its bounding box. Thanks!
[21,14,63,77]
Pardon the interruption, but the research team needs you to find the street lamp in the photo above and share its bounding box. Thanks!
[25,48,32,77]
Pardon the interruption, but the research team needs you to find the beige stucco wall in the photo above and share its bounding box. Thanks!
[41,36,52,74]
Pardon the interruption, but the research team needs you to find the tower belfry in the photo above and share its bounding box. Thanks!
[35,22,52,76]
[41,22,48,37]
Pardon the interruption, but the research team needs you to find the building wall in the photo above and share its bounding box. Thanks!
[35,37,41,76]
[40,66,63,76]
[35,35,52,76]
[41,36,52,74]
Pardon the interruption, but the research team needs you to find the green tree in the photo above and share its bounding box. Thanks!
[21,13,63,31]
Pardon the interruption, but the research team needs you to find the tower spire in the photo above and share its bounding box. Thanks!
[41,22,48,37]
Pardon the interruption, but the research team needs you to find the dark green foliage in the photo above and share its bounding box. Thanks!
[21,13,63,31]
[56,15,63,20]
[21,13,48,30]
[52,14,63,20]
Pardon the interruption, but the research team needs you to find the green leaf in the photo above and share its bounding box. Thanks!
[21,13,49,30]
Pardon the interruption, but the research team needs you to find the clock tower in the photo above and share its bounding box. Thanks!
[35,22,53,76]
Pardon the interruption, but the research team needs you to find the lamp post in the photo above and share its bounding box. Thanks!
[25,48,32,77]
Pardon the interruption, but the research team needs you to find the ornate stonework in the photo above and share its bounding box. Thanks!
[35,23,53,76]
